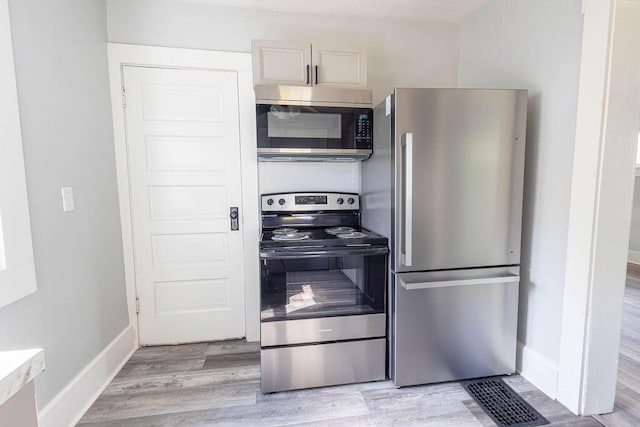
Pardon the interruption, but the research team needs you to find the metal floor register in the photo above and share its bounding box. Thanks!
[461,377,550,427]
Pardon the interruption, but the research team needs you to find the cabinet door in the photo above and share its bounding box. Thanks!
[311,46,367,88]
[252,40,311,86]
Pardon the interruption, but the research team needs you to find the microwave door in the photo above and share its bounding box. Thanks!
[256,104,373,160]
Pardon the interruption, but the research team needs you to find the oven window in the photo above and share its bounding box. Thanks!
[260,253,386,322]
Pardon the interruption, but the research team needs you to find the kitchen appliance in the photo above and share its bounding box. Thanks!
[259,192,388,393]
[255,85,373,161]
[361,88,527,387]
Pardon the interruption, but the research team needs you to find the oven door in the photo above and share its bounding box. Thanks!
[256,104,373,160]
[259,246,387,346]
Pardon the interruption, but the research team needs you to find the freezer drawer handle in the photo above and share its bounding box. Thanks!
[398,274,520,290]
[401,132,413,266]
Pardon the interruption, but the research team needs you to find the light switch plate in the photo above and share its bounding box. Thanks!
[61,187,75,212]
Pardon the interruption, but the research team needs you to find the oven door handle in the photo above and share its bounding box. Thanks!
[259,246,389,259]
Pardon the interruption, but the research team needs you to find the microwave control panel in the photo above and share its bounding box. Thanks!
[355,113,373,147]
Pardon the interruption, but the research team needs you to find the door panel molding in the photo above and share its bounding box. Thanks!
[107,44,260,345]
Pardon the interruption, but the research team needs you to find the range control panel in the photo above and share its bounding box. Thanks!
[262,192,359,212]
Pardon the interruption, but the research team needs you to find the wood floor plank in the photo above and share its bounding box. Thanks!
[113,356,206,379]
[79,379,260,423]
[290,405,484,427]
[612,383,640,422]
[256,378,392,403]
[461,399,498,427]
[594,410,639,427]
[593,264,640,427]
[79,338,610,426]
[101,365,260,397]
[360,381,469,413]
[616,354,640,393]
[502,374,539,393]
[128,343,208,362]
[202,351,261,370]
[80,392,370,427]
[518,390,602,426]
[205,340,260,356]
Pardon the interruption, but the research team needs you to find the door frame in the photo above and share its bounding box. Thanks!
[557,0,640,415]
[107,43,260,345]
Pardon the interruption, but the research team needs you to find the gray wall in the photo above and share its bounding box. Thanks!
[106,0,462,196]
[0,0,128,407]
[459,0,583,368]
[629,177,640,252]
[106,0,460,105]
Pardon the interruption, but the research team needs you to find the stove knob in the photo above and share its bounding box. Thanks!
[348,197,355,205]
[278,198,286,206]
[337,197,344,205]
[266,198,274,206]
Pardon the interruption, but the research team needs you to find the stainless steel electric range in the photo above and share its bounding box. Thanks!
[259,192,389,393]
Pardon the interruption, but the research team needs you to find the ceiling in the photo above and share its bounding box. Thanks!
[179,0,489,23]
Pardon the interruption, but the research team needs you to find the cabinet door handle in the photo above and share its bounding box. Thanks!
[315,65,318,85]
[306,65,310,84]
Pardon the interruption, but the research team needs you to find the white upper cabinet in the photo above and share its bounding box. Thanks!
[252,40,311,86]
[312,45,367,88]
[252,40,367,88]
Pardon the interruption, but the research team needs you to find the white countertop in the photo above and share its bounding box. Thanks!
[0,349,45,406]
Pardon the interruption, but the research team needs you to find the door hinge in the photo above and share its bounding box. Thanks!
[121,87,127,108]
[135,296,140,314]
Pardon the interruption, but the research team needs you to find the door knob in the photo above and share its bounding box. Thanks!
[230,207,239,231]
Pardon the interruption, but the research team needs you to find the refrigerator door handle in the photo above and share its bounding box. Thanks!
[398,274,520,291]
[402,132,413,267]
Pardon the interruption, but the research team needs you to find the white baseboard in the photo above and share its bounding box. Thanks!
[38,325,136,427]
[628,250,640,265]
[516,341,559,399]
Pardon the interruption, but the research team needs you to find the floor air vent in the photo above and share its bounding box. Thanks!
[461,378,550,427]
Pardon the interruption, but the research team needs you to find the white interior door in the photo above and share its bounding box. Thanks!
[123,65,245,345]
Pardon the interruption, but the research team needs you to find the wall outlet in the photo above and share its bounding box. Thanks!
[61,187,75,212]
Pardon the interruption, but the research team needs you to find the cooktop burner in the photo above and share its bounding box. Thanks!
[325,226,356,235]
[270,232,310,241]
[273,228,298,235]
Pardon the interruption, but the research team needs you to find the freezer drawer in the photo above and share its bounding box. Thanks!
[391,267,519,387]
[261,338,386,393]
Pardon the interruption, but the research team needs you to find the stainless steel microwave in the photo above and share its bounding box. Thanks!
[255,85,373,162]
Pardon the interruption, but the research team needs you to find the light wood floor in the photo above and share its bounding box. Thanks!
[594,263,640,427]
[78,341,602,426]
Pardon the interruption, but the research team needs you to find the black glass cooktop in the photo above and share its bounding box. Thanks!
[260,228,388,249]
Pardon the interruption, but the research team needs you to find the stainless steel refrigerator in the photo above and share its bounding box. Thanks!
[361,88,527,387]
